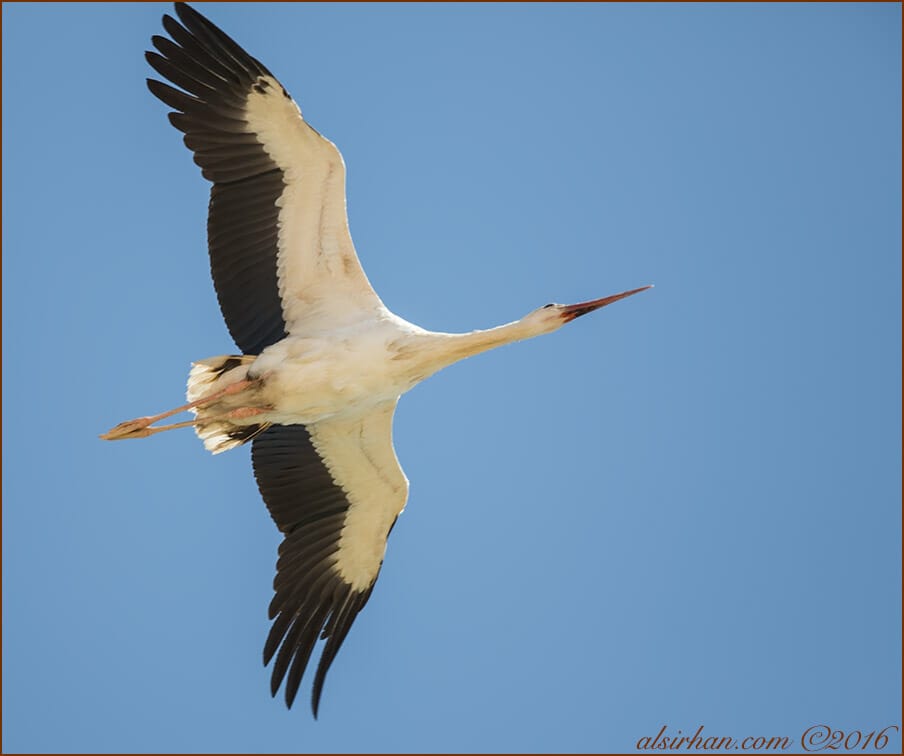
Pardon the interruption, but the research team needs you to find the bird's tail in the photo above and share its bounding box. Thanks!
[187,355,269,454]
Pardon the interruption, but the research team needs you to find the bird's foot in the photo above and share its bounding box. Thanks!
[100,417,156,441]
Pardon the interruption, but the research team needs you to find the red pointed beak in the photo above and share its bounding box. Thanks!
[560,285,653,322]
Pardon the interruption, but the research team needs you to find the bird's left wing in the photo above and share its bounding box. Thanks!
[250,400,408,716]
[146,3,384,355]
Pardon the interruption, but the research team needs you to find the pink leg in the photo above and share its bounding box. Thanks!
[100,418,198,440]
[100,406,270,441]
[100,379,259,441]
[226,407,269,419]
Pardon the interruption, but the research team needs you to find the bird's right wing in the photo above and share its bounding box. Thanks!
[250,400,408,716]
[146,3,383,355]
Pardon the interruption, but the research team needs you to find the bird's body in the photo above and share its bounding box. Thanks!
[201,308,580,435]
[102,3,650,717]
[218,317,427,428]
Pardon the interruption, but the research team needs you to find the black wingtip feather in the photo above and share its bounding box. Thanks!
[174,2,272,81]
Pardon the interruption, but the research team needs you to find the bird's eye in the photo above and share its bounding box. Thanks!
[542,303,555,309]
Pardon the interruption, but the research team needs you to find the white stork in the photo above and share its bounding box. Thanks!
[102,3,651,717]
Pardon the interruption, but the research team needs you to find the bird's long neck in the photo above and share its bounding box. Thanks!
[409,318,540,379]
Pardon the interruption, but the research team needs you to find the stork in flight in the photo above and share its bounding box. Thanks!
[102,3,651,717]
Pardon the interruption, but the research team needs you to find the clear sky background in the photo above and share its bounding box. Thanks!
[3,3,901,753]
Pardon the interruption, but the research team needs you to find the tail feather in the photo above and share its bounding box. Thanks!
[187,355,269,454]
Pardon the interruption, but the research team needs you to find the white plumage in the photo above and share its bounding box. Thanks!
[102,2,651,717]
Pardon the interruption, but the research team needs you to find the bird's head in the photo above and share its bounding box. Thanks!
[522,285,653,335]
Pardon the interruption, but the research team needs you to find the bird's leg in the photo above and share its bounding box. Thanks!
[101,406,270,440]
[100,379,259,441]
[101,418,199,440]
[226,407,269,419]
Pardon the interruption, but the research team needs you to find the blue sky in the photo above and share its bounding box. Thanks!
[2,2,901,753]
